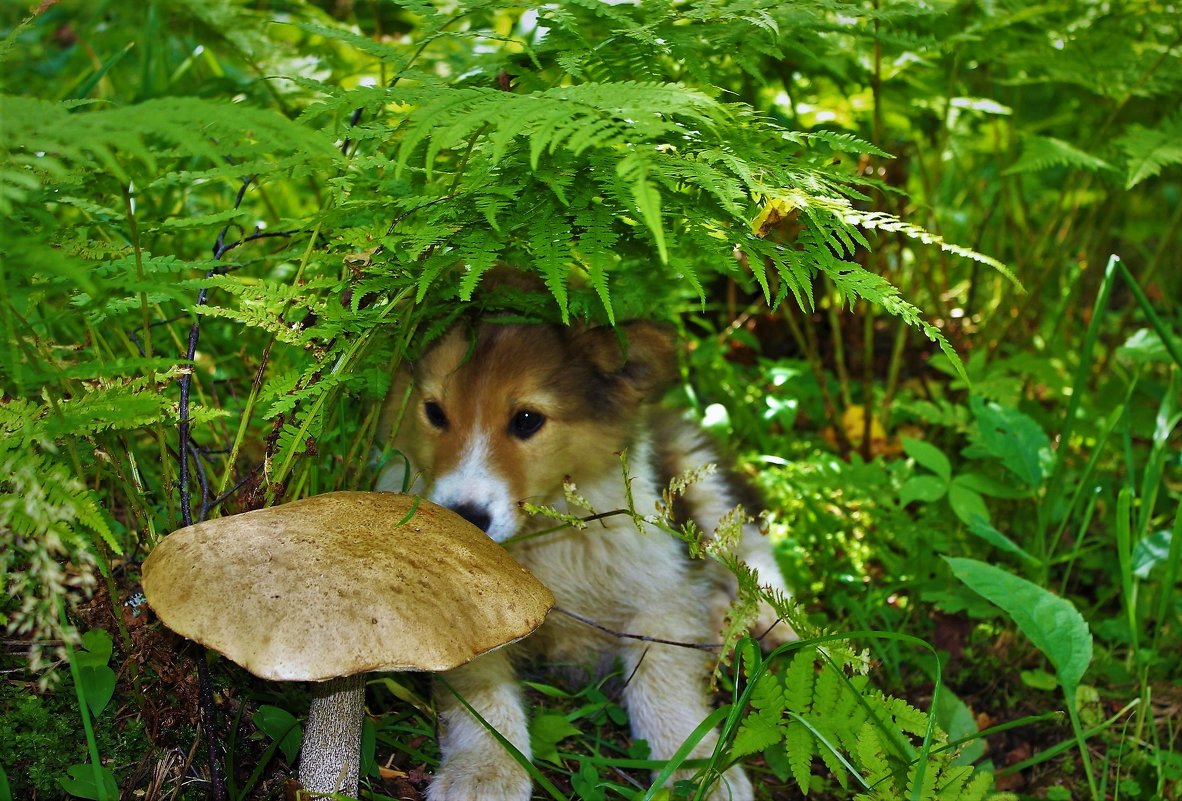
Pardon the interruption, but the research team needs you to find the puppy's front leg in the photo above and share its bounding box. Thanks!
[621,612,754,801]
[428,650,532,801]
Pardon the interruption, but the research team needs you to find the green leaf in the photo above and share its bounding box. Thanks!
[732,714,783,759]
[732,672,785,758]
[1005,134,1114,176]
[1115,113,1182,188]
[966,515,1038,565]
[77,665,116,721]
[570,760,604,801]
[1020,669,1059,691]
[75,629,113,668]
[58,764,118,801]
[952,471,1029,500]
[529,713,581,765]
[947,482,989,527]
[1117,328,1181,365]
[945,557,1092,696]
[1132,529,1173,579]
[932,688,985,766]
[968,397,1051,487]
[630,175,668,265]
[899,475,948,506]
[252,705,303,765]
[361,716,377,778]
[902,436,951,482]
[0,762,11,801]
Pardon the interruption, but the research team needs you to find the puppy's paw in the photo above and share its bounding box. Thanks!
[704,764,754,801]
[426,752,531,801]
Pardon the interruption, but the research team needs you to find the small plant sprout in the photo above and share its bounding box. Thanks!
[141,491,554,797]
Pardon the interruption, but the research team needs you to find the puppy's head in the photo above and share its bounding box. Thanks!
[391,321,676,541]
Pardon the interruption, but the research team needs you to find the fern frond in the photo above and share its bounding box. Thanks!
[1005,134,1114,177]
[1115,112,1182,188]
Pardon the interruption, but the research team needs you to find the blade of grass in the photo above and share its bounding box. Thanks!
[641,706,731,801]
[1151,505,1182,657]
[60,608,109,801]
[1038,254,1121,578]
[1116,260,1182,370]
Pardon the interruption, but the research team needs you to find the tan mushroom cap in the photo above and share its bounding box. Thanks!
[141,492,554,682]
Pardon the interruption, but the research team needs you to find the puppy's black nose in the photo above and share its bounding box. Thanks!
[451,503,492,533]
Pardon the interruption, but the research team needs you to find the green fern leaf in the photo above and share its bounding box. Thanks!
[784,718,814,794]
[1005,134,1114,176]
[527,208,574,323]
[731,671,785,758]
[1115,113,1182,188]
[784,646,818,713]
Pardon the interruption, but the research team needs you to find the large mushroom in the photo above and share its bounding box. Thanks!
[141,491,553,797]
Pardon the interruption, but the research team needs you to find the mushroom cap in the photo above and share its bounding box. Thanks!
[141,492,553,681]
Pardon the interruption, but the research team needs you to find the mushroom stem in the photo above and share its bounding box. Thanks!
[298,674,366,797]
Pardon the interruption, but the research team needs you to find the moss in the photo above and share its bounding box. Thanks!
[0,665,149,800]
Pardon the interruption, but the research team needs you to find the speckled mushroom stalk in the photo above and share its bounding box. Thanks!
[298,674,366,796]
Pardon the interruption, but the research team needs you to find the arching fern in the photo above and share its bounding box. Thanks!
[731,644,1013,801]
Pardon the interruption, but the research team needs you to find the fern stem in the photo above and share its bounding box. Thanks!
[782,305,851,455]
[825,280,853,408]
[860,304,875,462]
[123,184,151,362]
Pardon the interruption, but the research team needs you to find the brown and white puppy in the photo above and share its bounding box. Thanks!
[376,319,793,801]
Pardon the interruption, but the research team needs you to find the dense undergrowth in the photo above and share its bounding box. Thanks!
[1,2,1179,800]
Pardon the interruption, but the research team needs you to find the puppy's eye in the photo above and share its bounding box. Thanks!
[509,409,546,439]
[423,401,449,429]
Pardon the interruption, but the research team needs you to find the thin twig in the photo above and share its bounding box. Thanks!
[553,606,721,652]
[177,174,259,801]
[552,607,790,654]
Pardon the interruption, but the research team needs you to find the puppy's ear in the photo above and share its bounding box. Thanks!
[576,322,678,402]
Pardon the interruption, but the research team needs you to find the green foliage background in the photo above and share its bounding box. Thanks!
[0,1,1178,800]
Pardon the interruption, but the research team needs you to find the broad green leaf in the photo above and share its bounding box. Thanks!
[1132,530,1173,579]
[58,764,117,801]
[968,397,1051,487]
[252,705,302,765]
[933,688,985,766]
[74,629,113,669]
[530,713,581,764]
[0,762,10,801]
[899,475,948,506]
[945,557,1092,696]
[1116,328,1179,365]
[947,483,989,526]
[902,436,951,482]
[77,665,116,720]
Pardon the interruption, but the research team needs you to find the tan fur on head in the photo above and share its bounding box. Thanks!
[573,321,678,405]
[382,320,676,541]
